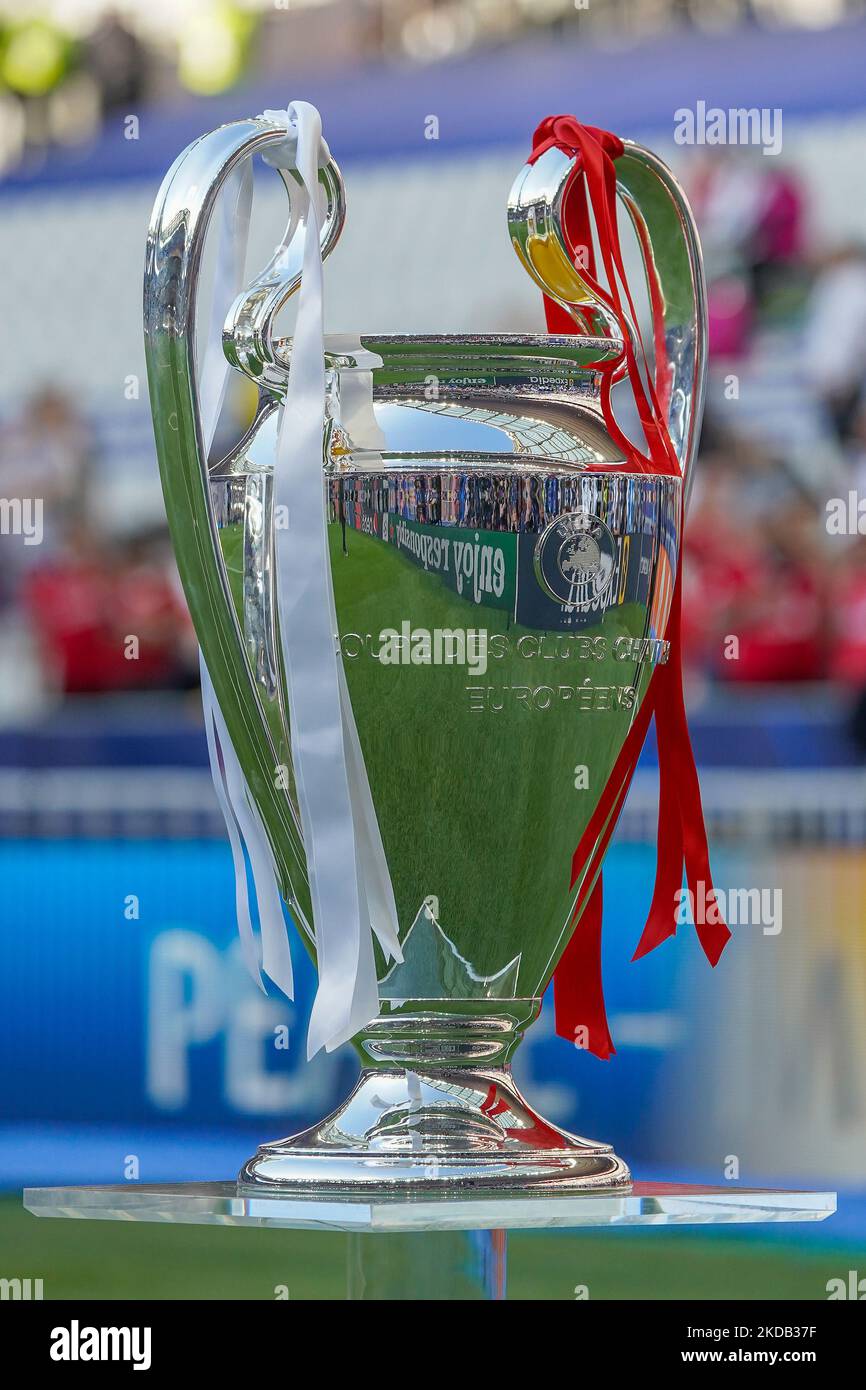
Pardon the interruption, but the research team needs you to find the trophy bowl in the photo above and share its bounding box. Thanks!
[144,117,705,1196]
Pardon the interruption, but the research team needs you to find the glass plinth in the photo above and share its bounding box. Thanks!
[24,1181,834,1301]
[23,1180,836,1233]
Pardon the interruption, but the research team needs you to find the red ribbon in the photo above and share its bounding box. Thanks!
[530,116,731,1058]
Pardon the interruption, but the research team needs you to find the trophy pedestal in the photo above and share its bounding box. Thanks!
[238,1064,631,1195]
[24,1182,836,1301]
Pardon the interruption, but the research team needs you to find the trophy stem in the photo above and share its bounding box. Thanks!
[239,1011,631,1195]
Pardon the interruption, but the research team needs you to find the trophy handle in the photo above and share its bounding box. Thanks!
[221,147,345,391]
[507,140,707,500]
[144,119,345,910]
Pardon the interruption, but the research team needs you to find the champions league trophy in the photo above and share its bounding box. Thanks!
[21,109,835,1303]
[143,108,705,1197]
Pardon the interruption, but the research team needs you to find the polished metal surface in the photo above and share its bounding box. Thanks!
[507,141,707,497]
[239,1061,629,1193]
[144,117,347,920]
[145,117,705,1197]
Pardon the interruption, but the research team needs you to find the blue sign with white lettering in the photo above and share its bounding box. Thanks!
[0,838,696,1159]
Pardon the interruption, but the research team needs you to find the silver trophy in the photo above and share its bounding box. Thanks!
[144,115,705,1195]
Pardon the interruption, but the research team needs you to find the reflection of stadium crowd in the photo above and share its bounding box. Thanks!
[4,150,866,718]
[340,469,661,541]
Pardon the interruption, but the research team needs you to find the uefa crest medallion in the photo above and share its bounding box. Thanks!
[533,511,617,607]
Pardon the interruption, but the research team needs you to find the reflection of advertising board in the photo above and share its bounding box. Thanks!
[342,495,660,633]
[344,506,517,619]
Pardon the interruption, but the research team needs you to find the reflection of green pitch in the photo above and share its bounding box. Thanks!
[330,522,652,989]
[217,523,244,616]
[213,513,655,988]
[3,1196,850,1299]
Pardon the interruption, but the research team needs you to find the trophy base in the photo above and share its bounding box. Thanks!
[238,1065,631,1196]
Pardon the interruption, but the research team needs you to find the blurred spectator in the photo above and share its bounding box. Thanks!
[713,494,827,685]
[0,388,92,607]
[684,435,828,684]
[688,150,805,358]
[682,442,763,672]
[828,534,866,685]
[23,519,196,696]
[805,245,866,446]
[83,11,149,113]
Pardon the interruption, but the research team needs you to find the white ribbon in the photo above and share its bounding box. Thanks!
[198,157,294,1004]
[197,102,400,1057]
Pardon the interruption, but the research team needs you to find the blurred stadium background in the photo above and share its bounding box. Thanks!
[2,0,866,1298]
